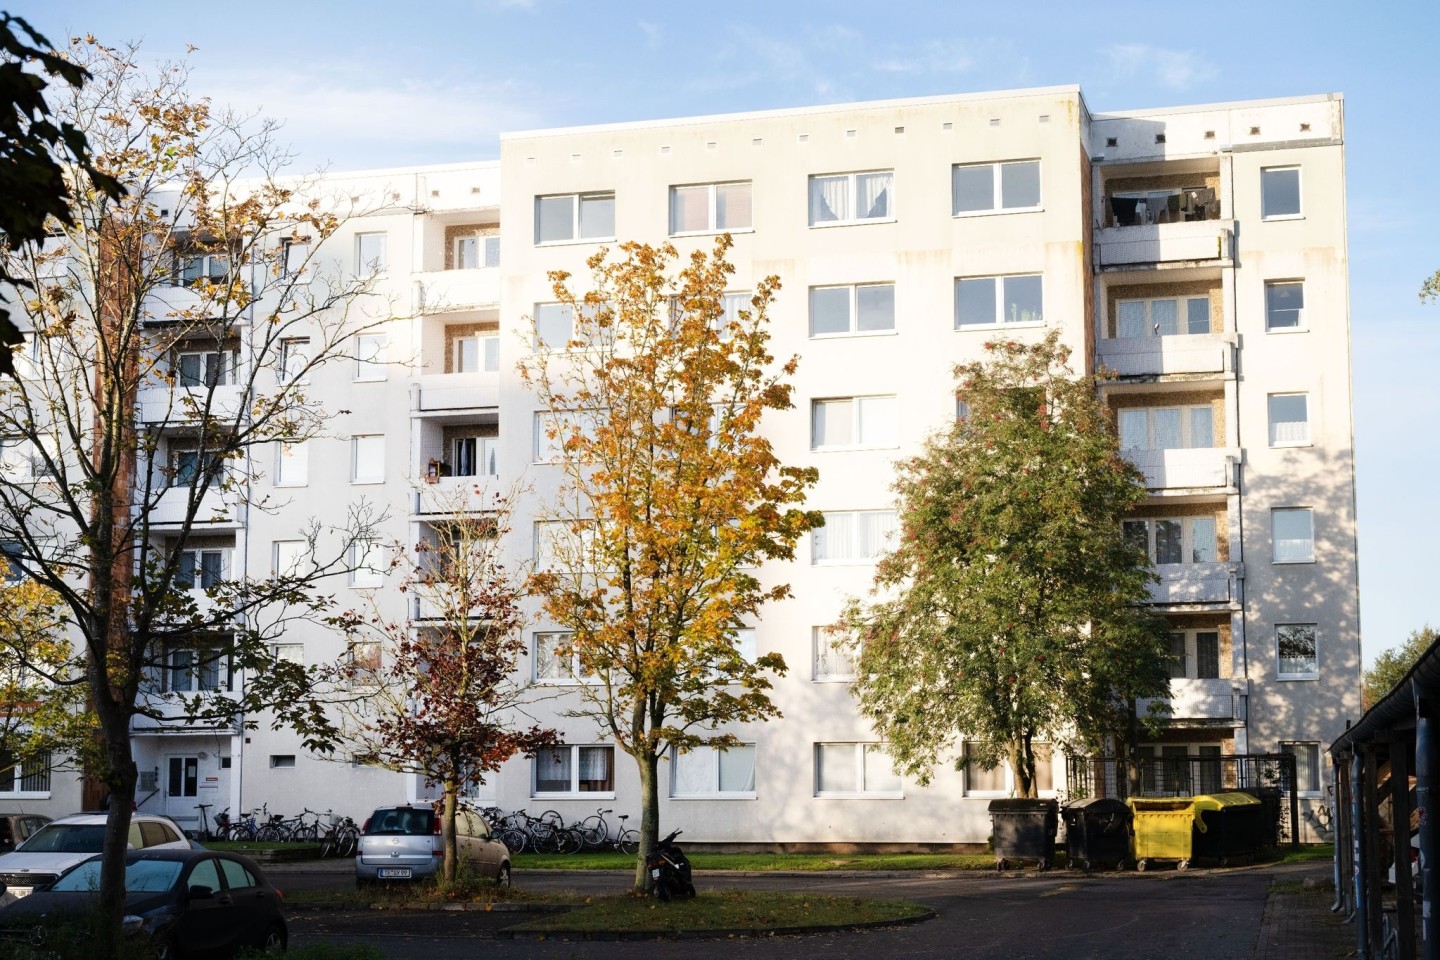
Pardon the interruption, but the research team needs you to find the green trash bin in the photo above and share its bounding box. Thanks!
[1191,792,1264,866]
[1128,797,1200,871]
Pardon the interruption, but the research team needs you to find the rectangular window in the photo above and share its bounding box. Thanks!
[170,444,224,488]
[1280,742,1321,793]
[273,540,308,576]
[0,437,32,481]
[174,250,230,287]
[1165,630,1223,680]
[952,160,1040,214]
[1272,507,1314,563]
[1122,516,1218,565]
[534,745,614,795]
[0,750,51,796]
[811,396,898,450]
[275,440,307,486]
[670,182,752,234]
[963,742,1054,796]
[534,631,591,683]
[483,235,500,268]
[808,171,893,226]
[1261,167,1302,219]
[0,541,23,583]
[814,743,901,797]
[534,520,599,571]
[355,232,388,273]
[813,626,855,681]
[671,744,756,797]
[454,236,479,270]
[282,238,310,275]
[1268,394,1310,446]
[351,435,385,484]
[176,548,225,590]
[270,643,303,664]
[812,510,898,563]
[1277,624,1318,678]
[269,755,297,769]
[1265,281,1305,331]
[533,303,574,351]
[279,337,309,382]
[349,539,384,588]
[165,646,231,693]
[1116,297,1212,338]
[535,193,615,244]
[355,334,386,381]
[809,284,895,337]
[454,335,500,373]
[1116,405,1216,450]
[955,274,1043,327]
[452,436,498,477]
[175,349,236,388]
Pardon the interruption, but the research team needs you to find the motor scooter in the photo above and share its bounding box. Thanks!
[645,829,695,901]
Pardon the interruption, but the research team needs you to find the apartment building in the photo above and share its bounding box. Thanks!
[7,86,1357,847]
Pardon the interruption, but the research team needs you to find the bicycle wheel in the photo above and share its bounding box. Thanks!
[497,827,527,854]
[319,832,336,858]
[256,824,285,842]
[578,816,606,849]
[557,827,584,855]
[336,826,360,859]
[617,829,639,856]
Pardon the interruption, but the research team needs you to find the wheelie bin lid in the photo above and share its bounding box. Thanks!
[987,798,1059,814]
[1062,797,1129,813]
[1193,792,1261,811]
[1127,798,1195,812]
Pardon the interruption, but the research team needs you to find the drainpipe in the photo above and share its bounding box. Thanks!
[1351,750,1368,960]
[1418,707,1437,960]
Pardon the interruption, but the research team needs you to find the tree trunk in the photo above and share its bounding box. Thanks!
[634,749,660,891]
[95,698,137,960]
[1010,737,1038,799]
[441,783,458,883]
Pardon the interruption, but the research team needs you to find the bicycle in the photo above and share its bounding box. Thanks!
[319,812,360,858]
[578,808,639,854]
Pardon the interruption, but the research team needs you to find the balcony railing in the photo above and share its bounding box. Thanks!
[413,372,500,413]
[414,268,500,314]
[1096,220,1234,268]
[1146,561,1240,605]
[1123,447,1238,490]
[414,473,503,516]
[1098,334,1234,377]
[145,486,242,527]
[138,384,246,424]
[1138,678,1244,724]
[133,693,240,734]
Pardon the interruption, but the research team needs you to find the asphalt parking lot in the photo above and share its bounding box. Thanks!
[271,859,1333,960]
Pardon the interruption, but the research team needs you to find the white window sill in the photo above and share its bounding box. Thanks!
[1276,673,1319,682]
[808,218,897,229]
[532,792,617,800]
[1269,441,1313,449]
[956,320,1046,331]
[352,376,387,384]
[812,444,901,454]
[812,559,883,567]
[670,228,755,239]
[810,329,898,340]
[671,793,758,801]
[533,678,599,687]
[1272,558,1316,565]
[0,792,49,801]
[813,676,856,684]
[349,582,383,590]
[351,479,385,485]
[1261,214,1305,223]
[535,237,617,248]
[952,206,1043,219]
[1266,326,1308,335]
[814,792,904,800]
[274,481,308,489]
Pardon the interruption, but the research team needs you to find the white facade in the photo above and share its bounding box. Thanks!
[8,87,1358,847]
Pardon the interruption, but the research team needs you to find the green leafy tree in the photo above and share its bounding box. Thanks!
[841,332,1171,798]
[1363,626,1438,709]
[518,237,820,889]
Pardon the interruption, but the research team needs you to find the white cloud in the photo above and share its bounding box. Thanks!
[638,20,663,50]
[873,40,980,76]
[1103,44,1219,92]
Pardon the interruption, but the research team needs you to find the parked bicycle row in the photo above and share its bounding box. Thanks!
[475,806,639,855]
[198,803,361,858]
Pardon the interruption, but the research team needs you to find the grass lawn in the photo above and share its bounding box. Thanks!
[513,851,1000,871]
[506,890,932,935]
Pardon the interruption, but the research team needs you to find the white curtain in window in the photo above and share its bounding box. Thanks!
[671,186,709,233]
[809,176,848,223]
[862,744,901,793]
[859,511,897,559]
[1273,509,1314,562]
[1151,299,1179,336]
[715,183,752,230]
[533,303,574,350]
[816,744,853,793]
[1188,407,1215,448]
[481,337,500,372]
[812,400,852,447]
[1118,410,1147,449]
[856,173,891,218]
[857,396,897,447]
[579,746,610,783]
[456,338,479,373]
[535,634,565,679]
[718,745,756,792]
[672,747,714,796]
[1191,517,1217,562]
[1117,301,1146,339]
[1152,409,1182,450]
[536,748,571,791]
[1269,394,1308,444]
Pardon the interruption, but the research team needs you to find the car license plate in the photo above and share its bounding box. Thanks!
[377,868,411,879]
[650,868,661,879]
[9,888,31,899]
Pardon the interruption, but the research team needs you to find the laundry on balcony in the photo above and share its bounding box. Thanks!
[1108,188,1218,226]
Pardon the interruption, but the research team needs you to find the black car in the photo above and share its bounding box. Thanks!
[0,848,286,959]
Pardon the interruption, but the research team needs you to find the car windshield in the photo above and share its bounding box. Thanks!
[18,824,106,853]
[366,810,433,836]
[51,860,184,893]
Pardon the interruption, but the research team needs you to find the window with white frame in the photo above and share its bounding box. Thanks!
[533,302,574,351]
[808,171,893,226]
[169,443,224,488]
[270,643,303,664]
[812,510,897,564]
[351,435,384,484]
[279,337,309,382]
[273,540,308,576]
[671,744,756,798]
[1116,296,1212,338]
[174,249,230,287]
[281,238,310,275]
[349,539,384,588]
[533,410,601,463]
[347,640,381,672]
[811,396,898,450]
[452,435,497,477]
[1265,281,1305,331]
[951,160,1041,214]
[165,644,231,693]
[1122,516,1218,564]
[1272,507,1314,563]
[454,335,499,373]
[355,232,388,273]
[176,547,226,591]
[1280,742,1321,794]
[1268,393,1310,446]
[534,745,614,795]
[0,437,33,481]
[275,440,307,486]
[1276,623,1318,678]
[813,626,855,681]
[809,284,895,337]
[354,334,386,381]
[814,742,901,797]
[1116,405,1216,450]
[955,274,1043,327]
[1164,630,1222,680]
[670,182,752,234]
[0,750,50,797]
[535,193,615,244]
[534,631,591,683]
[962,741,1054,796]
[534,520,598,572]
[1261,167,1302,220]
[453,235,499,270]
[175,348,237,388]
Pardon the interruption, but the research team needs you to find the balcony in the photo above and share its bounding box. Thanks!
[414,473,504,516]
[1096,220,1234,269]
[138,385,247,425]
[1098,334,1234,378]
[146,486,242,528]
[142,285,252,325]
[413,372,500,414]
[414,268,500,314]
[1146,562,1241,606]
[1124,447,1238,491]
[132,693,240,735]
[1139,678,1244,725]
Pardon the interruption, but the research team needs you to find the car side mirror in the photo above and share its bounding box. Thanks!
[188,885,215,900]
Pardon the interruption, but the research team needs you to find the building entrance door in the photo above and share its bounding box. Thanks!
[164,755,199,824]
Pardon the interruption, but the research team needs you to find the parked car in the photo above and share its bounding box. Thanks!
[0,812,191,902]
[0,848,286,959]
[355,803,510,887]
[0,814,50,855]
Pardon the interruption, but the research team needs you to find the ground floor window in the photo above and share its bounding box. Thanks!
[0,750,51,797]
[1280,742,1321,795]
[534,745,614,796]
[671,744,756,798]
[814,742,901,798]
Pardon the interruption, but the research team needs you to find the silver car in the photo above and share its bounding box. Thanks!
[354,804,510,887]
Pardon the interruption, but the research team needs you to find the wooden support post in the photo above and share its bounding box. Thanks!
[1362,746,1385,957]
[1391,737,1417,960]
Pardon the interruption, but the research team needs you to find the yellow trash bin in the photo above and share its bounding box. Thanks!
[1128,797,1200,871]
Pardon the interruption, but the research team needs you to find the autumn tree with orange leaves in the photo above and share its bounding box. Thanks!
[520,237,820,889]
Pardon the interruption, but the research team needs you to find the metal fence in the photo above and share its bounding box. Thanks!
[1066,753,1300,846]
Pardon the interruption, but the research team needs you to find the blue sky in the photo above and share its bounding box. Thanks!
[29,1,1439,666]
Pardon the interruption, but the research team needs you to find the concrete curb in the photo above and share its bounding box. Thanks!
[499,907,938,941]
[286,900,570,913]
